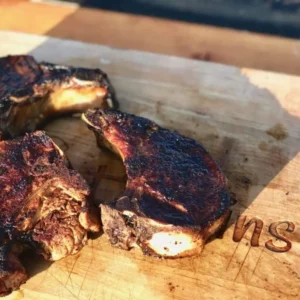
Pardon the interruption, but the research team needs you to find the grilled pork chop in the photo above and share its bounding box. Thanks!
[83,109,231,258]
[0,55,117,137]
[0,131,100,296]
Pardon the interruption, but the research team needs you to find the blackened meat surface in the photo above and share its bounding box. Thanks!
[0,55,117,137]
[0,131,100,296]
[83,109,231,258]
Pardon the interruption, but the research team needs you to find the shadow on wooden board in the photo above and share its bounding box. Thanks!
[59,0,300,38]
[43,5,300,77]
[4,34,300,298]
[27,37,300,233]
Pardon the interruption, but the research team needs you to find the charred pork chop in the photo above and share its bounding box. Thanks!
[0,131,100,296]
[0,55,117,137]
[83,109,231,258]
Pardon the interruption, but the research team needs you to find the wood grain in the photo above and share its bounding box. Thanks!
[1,31,300,300]
[0,2,300,76]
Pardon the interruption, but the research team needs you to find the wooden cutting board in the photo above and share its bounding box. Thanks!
[1,31,300,300]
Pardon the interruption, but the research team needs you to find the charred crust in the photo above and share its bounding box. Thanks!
[0,131,100,294]
[85,109,231,257]
[85,109,230,226]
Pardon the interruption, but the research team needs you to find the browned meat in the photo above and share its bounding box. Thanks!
[0,244,26,297]
[0,131,100,296]
[0,55,117,137]
[83,109,231,258]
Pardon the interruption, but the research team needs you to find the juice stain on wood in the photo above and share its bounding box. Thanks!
[266,123,288,140]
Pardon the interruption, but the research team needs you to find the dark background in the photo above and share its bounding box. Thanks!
[59,0,300,38]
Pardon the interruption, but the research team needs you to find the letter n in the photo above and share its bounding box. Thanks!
[233,215,263,247]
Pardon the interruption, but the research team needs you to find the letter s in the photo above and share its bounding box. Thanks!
[265,221,295,253]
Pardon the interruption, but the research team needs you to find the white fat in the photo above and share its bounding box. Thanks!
[171,203,188,213]
[71,77,94,86]
[50,65,69,70]
[147,219,173,227]
[106,98,113,108]
[52,139,65,157]
[123,210,135,217]
[48,87,106,112]
[147,232,196,257]
[50,246,69,261]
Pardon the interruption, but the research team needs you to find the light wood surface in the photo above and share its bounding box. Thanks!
[0,1,300,76]
[1,31,300,300]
